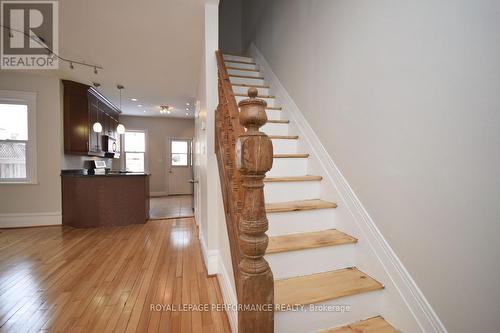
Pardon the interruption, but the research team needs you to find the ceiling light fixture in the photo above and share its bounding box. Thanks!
[131,98,138,102]
[138,104,142,107]
[92,83,102,134]
[116,85,126,135]
[186,102,190,106]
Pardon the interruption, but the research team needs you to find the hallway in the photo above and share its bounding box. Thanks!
[0,218,230,332]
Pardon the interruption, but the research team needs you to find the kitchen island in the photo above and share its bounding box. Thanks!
[61,171,150,228]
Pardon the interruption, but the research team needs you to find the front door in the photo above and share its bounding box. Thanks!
[167,138,193,195]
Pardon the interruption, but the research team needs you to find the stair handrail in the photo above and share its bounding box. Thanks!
[215,50,274,332]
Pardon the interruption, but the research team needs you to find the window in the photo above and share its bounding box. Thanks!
[124,131,146,172]
[0,91,36,183]
[171,140,191,166]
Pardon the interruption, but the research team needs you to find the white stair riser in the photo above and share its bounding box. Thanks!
[229,76,266,86]
[224,61,258,70]
[265,109,281,119]
[261,123,289,136]
[232,85,270,96]
[264,180,320,202]
[274,291,383,333]
[228,68,262,77]
[266,244,355,279]
[271,139,298,154]
[268,158,307,177]
[223,54,253,63]
[267,209,336,236]
[235,95,275,107]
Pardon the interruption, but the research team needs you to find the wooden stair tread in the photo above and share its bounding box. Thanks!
[274,153,309,158]
[229,74,264,79]
[274,268,384,308]
[267,229,357,254]
[225,59,257,65]
[319,316,399,333]
[232,83,269,88]
[266,199,337,213]
[235,93,275,99]
[227,66,259,72]
[269,135,299,140]
[267,119,289,124]
[266,106,282,110]
[264,175,322,182]
[223,52,252,58]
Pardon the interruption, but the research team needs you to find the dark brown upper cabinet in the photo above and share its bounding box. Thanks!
[62,80,121,158]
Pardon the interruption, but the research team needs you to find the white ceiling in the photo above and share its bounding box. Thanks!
[56,0,204,118]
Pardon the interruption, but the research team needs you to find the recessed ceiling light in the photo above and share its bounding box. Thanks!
[131,98,138,102]
[143,110,146,113]
[138,104,142,107]
[186,102,190,106]
[167,110,171,114]
[185,107,189,111]
[186,112,189,116]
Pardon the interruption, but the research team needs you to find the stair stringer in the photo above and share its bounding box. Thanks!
[250,43,447,333]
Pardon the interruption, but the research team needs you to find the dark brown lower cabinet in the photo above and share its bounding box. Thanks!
[62,174,150,228]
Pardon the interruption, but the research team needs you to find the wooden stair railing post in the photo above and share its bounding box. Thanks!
[236,88,274,332]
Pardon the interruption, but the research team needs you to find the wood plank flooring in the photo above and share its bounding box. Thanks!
[0,218,230,333]
[149,195,194,220]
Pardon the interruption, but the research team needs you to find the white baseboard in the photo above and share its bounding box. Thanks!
[199,234,219,275]
[216,252,238,333]
[198,233,238,332]
[0,211,62,228]
[250,43,447,333]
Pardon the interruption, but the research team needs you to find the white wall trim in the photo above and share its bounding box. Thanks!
[198,232,238,332]
[216,251,238,333]
[0,211,62,228]
[199,233,218,275]
[250,43,447,333]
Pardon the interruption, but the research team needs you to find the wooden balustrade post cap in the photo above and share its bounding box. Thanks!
[238,88,268,131]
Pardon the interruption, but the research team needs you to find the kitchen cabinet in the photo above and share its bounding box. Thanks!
[63,80,121,158]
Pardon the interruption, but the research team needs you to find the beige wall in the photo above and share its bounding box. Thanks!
[243,1,500,332]
[116,116,194,194]
[0,72,62,214]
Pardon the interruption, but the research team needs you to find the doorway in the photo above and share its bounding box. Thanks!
[167,138,193,195]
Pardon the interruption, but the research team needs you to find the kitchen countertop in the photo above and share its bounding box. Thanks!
[61,170,150,177]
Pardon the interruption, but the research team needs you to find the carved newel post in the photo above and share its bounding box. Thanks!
[236,88,274,332]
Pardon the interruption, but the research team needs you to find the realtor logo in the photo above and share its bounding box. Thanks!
[1,0,58,69]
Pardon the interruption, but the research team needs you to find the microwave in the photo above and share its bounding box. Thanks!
[102,135,117,155]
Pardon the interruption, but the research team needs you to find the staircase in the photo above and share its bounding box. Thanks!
[222,53,400,333]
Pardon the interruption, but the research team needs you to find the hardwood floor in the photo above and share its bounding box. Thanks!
[149,195,194,220]
[0,218,231,333]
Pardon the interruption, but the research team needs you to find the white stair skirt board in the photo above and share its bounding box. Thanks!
[229,76,266,86]
[271,138,298,154]
[267,157,307,177]
[264,180,320,202]
[232,85,270,96]
[267,209,337,236]
[235,95,275,107]
[266,244,355,279]
[261,123,289,136]
[222,54,253,63]
[224,61,258,70]
[274,291,383,333]
[0,212,62,228]
[227,68,262,77]
[251,44,446,332]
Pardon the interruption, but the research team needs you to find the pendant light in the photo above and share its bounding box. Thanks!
[116,85,126,135]
[92,82,102,133]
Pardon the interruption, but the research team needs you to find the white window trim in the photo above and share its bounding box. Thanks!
[0,90,37,184]
[122,129,148,172]
[168,137,193,168]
